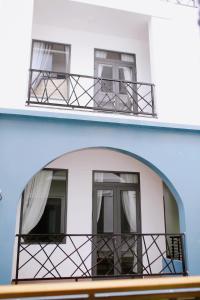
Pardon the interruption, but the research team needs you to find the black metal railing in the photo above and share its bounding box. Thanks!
[14,233,186,283]
[162,0,197,7]
[167,235,183,260]
[27,69,156,117]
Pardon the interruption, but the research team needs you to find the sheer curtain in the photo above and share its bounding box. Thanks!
[95,173,104,222]
[123,66,132,82]
[65,45,70,72]
[121,174,137,232]
[122,191,137,232]
[21,170,53,234]
[31,41,53,88]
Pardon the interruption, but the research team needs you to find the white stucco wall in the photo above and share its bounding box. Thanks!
[0,0,34,108]
[149,11,200,125]
[47,148,164,234]
[0,0,199,126]
[13,148,166,279]
[32,24,151,84]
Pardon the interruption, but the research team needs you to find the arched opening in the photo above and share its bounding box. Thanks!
[13,148,186,282]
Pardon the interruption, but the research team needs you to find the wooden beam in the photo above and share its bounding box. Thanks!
[1,276,200,299]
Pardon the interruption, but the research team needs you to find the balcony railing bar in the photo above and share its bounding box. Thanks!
[27,69,156,117]
[30,69,155,86]
[27,101,156,116]
[16,233,185,237]
[14,233,186,284]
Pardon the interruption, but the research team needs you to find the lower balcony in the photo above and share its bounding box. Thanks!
[27,69,156,117]
[14,233,186,283]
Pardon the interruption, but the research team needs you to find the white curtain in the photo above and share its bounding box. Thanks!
[95,173,104,221]
[122,66,132,82]
[32,41,53,71]
[31,41,53,88]
[122,191,137,232]
[21,170,53,234]
[65,45,70,72]
[121,174,137,232]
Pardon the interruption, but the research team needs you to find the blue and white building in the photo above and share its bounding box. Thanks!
[0,0,200,285]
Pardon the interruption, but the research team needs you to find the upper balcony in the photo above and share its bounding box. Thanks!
[28,69,155,117]
[1,0,199,124]
[29,0,155,118]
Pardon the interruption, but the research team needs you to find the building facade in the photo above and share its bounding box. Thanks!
[0,0,200,284]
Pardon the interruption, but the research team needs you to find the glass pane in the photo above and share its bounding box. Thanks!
[95,50,107,59]
[26,170,66,242]
[118,67,132,95]
[96,190,114,275]
[107,51,121,60]
[98,64,113,93]
[120,235,138,274]
[120,190,137,233]
[120,190,137,274]
[32,41,70,73]
[94,172,138,184]
[121,53,135,62]
[97,190,113,233]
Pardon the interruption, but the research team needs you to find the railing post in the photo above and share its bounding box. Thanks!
[14,234,21,284]
[151,84,156,116]
[27,69,32,105]
[180,234,187,276]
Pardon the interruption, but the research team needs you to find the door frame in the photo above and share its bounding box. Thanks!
[92,170,142,234]
[94,48,137,82]
[92,170,142,277]
[94,49,138,113]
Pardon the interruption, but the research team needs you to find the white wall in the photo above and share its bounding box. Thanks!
[0,0,34,108]
[47,148,164,234]
[13,148,166,279]
[32,25,151,83]
[149,8,200,125]
[163,183,180,234]
[1,0,199,126]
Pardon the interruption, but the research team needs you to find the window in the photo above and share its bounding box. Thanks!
[21,169,67,243]
[30,40,71,104]
[31,40,70,73]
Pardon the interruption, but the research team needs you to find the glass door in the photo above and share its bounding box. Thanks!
[95,188,115,275]
[118,187,139,275]
[94,50,136,112]
[92,172,140,277]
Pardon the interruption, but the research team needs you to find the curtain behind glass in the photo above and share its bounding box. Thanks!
[96,173,104,221]
[121,191,137,232]
[21,170,53,234]
[121,174,137,232]
[31,41,53,89]
[32,41,53,71]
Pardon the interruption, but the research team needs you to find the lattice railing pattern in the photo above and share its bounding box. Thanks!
[27,70,156,117]
[14,233,186,283]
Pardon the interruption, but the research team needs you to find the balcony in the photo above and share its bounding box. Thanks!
[27,69,156,117]
[14,233,186,283]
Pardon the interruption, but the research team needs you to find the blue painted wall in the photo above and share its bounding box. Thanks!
[1,110,200,284]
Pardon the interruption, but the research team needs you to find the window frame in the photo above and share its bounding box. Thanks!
[30,39,71,74]
[19,168,68,244]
